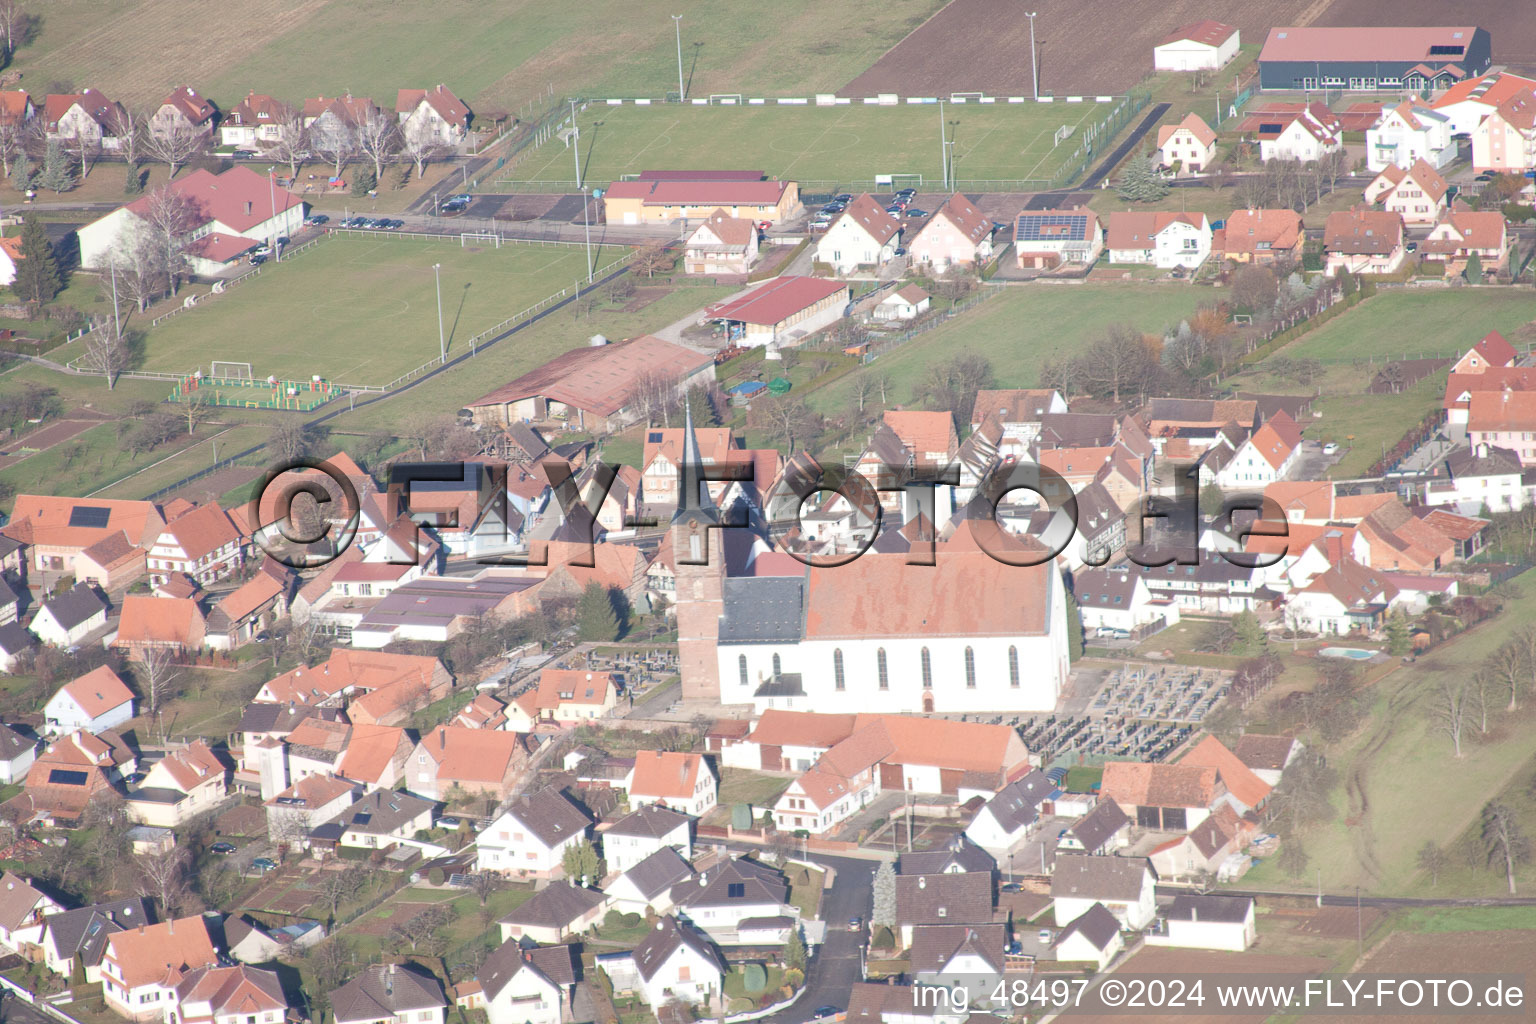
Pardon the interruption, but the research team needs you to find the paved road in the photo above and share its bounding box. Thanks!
[1166,885,1536,908]
[763,851,878,1024]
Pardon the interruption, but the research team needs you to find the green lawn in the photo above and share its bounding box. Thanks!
[12,0,945,111]
[1243,573,1536,896]
[1277,289,1536,365]
[137,236,617,385]
[505,100,1122,188]
[718,767,792,810]
[1392,907,1536,933]
[809,284,1221,417]
[788,864,825,920]
[1307,375,1445,479]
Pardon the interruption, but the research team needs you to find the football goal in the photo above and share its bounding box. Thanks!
[461,232,502,248]
[708,93,743,105]
[1053,124,1077,147]
[886,173,923,192]
[949,92,985,103]
[210,360,254,380]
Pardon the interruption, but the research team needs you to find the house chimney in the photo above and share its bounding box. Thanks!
[1324,531,1343,565]
[244,201,253,216]
[440,729,446,750]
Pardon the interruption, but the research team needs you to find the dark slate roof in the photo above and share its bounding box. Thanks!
[621,846,694,901]
[1446,444,1523,479]
[506,422,551,461]
[500,882,606,929]
[1056,902,1120,952]
[1165,893,1253,924]
[898,838,995,877]
[1050,854,1155,902]
[0,535,21,559]
[1232,734,1296,772]
[979,770,1057,833]
[1075,482,1125,539]
[41,898,153,966]
[631,916,725,982]
[894,872,992,926]
[1036,413,1118,448]
[1072,568,1140,610]
[1067,800,1130,853]
[0,622,31,656]
[909,922,1005,974]
[238,702,345,735]
[674,856,786,909]
[719,576,804,643]
[479,940,578,1001]
[506,788,592,847]
[39,583,108,631]
[0,575,19,610]
[329,964,446,1023]
[607,804,690,839]
[318,788,433,836]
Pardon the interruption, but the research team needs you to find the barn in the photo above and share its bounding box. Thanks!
[1153,21,1239,72]
[1257,26,1492,93]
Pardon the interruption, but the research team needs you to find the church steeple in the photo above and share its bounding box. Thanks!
[670,401,725,703]
[673,402,720,526]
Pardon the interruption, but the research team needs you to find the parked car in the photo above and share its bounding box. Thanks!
[305,214,329,226]
[757,219,772,230]
[904,208,928,218]
[438,816,462,830]
[251,245,273,257]
[893,246,907,257]
[832,193,853,203]
[446,193,472,204]
[1323,442,1339,455]
[885,204,903,215]
[896,187,917,197]
[813,1007,842,1021]
[848,916,861,931]
[209,842,236,855]
[251,857,279,874]
[249,253,268,266]
[1405,241,1418,252]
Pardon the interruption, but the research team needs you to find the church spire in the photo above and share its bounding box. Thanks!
[674,401,718,522]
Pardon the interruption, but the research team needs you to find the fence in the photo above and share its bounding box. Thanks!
[853,285,1006,362]
[0,973,89,1024]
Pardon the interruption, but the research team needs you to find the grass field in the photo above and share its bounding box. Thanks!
[807,284,1223,418]
[506,101,1117,187]
[137,235,615,385]
[1277,289,1536,365]
[13,0,944,110]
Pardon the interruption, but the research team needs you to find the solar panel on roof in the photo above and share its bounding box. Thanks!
[48,768,90,786]
[67,506,111,528]
[352,812,372,825]
[1015,213,1088,241]
[648,432,663,442]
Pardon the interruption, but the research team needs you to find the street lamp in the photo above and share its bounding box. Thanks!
[673,15,686,101]
[433,263,445,363]
[582,186,594,284]
[268,166,280,262]
[1025,11,1040,100]
[569,99,583,189]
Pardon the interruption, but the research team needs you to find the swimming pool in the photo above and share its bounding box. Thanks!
[1319,647,1377,660]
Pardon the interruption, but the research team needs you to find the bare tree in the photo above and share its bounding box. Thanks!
[270,420,312,462]
[80,316,131,389]
[356,109,399,183]
[69,131,101,180]
[136,645,182,721]
[135,849,189,917]
[311,120,358,178]
[1317,148,1350,194]
[1486,639,1526,713]
[180,386,214,435]
[632,368,684,428]
[107,108,147,167]
[108,229,167,312]
[0,120,24,178]
[400,120,444,179]
[140,183,203,294]
[269,107,309,179]
[1233,171,1267,211]
[1433,678,1468,758]
[314,865,365,922]
[630,244,673,278]
[1416,840,1448,888]
[849,372,877,419]
[468,870,500,907]
[0,0,28,60]
[145,123,207,178]
[1481,802,1531,895]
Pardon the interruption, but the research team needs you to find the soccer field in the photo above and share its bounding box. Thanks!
[503,100,1133,189]
[140,236,613,386]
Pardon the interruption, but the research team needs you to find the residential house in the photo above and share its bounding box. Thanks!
[1156,113,1218,174]
[628,916,726,1011]
[1100,760,1223,831]
[311,788,435,852]
[205,561,292,651]
[1231,734,1302,787]
[1467,391,1536,464]
[603,804,692,872]
[907,193,994,272]
[43,89,127,149]
[147,502,243,587]
[842,982,966,1024]
[1050,854,1157,930]
[302,93,380,147]
[1323,209,1405,276]
[606,847,694,916]
[626,750,717,817]
[1366,102,1454,171]
[407,727,525,801]
[475,788,592,876]
[963,770,1056,855]
[0,91,33,127]
[125,739,227,827]
[223,916,325,964]
[0,872,64,956]
[451,694,508,731]
[1073,567,1179,636]
[1,496,163,577]
[1364,158,1449,225]
[1110,210,1211,272]
[1287,555,1402,634]
[817,195,901,274]
[1178,734,1272,814]
[1214,411,1304,489]
[1052,903,1123,970]
[1154,21,1239,71]
[219,93,294,149]
[328,964,447,1024]
[909,922,1006,1005]
[0,725,35,785]
[509,669,618,729]
[6,730,133,826]
[1432,71,1536,135]
[1428,443,1525,512]
[1149,894,1256,951]
[684,209,760,275]
[893,871,992,948]
[74,531,147,591]
[968,389,1068,446]
[1415,508,1488,561]
[0,622,31,673]
[149,86,216,141]
[1219,208,1303,266]
[672,855,789,937]
[1059,799,1131,855]
[1471,87,1536,174]
[1420,207,1509,275]
[897,839,995,877]
[471,941,578,1024]
[396,85,471,146]
[31,583,109,648]
[43,665,135,736]
[100,916,219,1021]
[256,649,452,720]
[1251,103,1342,162]
[264,774,358,848]
[113,595,206,659]
[167,965,286,1024]
[1013,208,1102,269]
[1149,804,1250,880]
[38,898,151,982]
[336,724,415,791]
[497,882,608,944]
[871,285,931,322]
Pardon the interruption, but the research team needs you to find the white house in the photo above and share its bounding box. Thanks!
[1148,894,1256,952]
[1363,158,1450,226]
[817,194,901,274]
[963,771,1055,855]
[1106,211,1212,269]
[910,923,1006,1007]
[671,856,789,937]
[147,502,243,587]
[1051,854,1157,931]
[1257,105,1342,163]
[124,739,227,828]
[1156,113,1218,174]
[606,846,693,916]
[1431,72,1536,136]
[1323,209,1406,276]
[77,165,306,274]
[330,964,447,1024]
[100,916,219,1021]
[168,965,287,1024]
[43,666,135,736]
[397,85,472,146]
[1073,568,1180,636]
[683,209,760,276]
[1214,413,1303,489]
[1014,208,1103,269]
[0,872,65,955]
[0,726,36,785]
[475,789,592,876]
[906,193,995,272]
[1052,903,1124,970]
[30,583,108,648]
[1426,444,1525,513]
[1366,102,1454,171]
[602,805,692,873]
[471,942,577,1024]
[1286,557,1398,636]
[1153,21,1239,71]
[871,284,930,322]
[629,917,726,1011]
[625,750,717,818]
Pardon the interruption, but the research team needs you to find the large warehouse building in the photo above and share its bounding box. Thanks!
[1257,26,1492,93]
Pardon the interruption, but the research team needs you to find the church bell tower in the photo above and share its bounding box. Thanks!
[672,404,725,703]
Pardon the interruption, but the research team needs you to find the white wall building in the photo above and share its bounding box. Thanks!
[1153,21,1239,71]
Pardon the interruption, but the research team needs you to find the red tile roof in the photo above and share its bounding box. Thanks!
[396,84,470,126]
[60,666,134,719]
[1433,72,1536,111]
[1160,20,1236,47]
[1101,761,1219,809]
[603,179,791,206]
[923,192,993,246]
[224,92,291,127]
[1106,211,1208,251]
[630,750,708,800]
[468,335,713,417]
[104,916,217,989]
[1324,209,1403,254]
[704,276,849,327]
[829,194,900,245]
[1179,735,1271,810]
[1221,209,1302,255]
[1260,26,1481,63]
[159,502,240,561]
[186,232,259,265]
[158,86,215,126]
[1156,113,1217,149]
[123,166,303,235]
[115,595,205,647]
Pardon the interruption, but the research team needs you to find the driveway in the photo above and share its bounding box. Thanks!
[757,851,878,1024]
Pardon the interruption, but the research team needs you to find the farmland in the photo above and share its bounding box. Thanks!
[502,100,1124,189]
[11,0,945,110]
[1274,289,1536,365]
[134,235,617,386]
